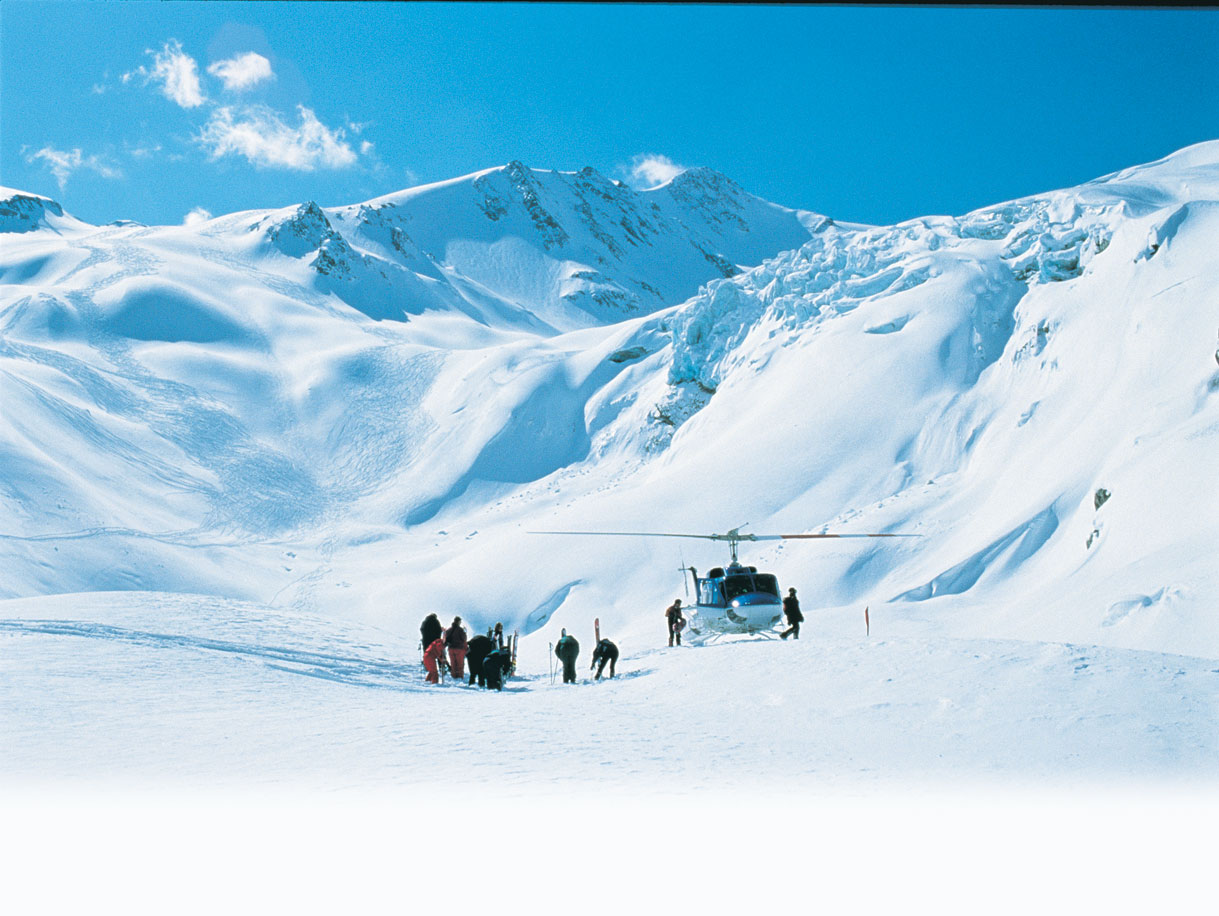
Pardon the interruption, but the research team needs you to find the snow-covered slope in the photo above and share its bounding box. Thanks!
[0,163,818,600]
[2,145,1217,784]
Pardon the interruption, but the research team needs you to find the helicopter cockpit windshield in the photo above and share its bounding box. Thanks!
[723,572,780,601]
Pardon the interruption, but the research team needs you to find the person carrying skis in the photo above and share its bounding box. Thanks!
[444,616,468,679]
[665,599,686,647]
[466,632,493,687]
[421,613,443,657]
[422,635,447,684]
[555,628,580,684]
[483,645,512,691]
[780,588,804,640]
[590,638,619,680]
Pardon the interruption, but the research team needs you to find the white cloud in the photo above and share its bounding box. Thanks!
[127,142,163,160]
[124,39,206,108]
[207,52,274,92]
[624,153,687,190]
[150,40,206,108]
[183,207,213,226]
[25,146,122,190]
[197,104,358,170]
[360,140,374,156]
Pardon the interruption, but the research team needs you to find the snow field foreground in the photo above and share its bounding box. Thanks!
[3,591,1216,789]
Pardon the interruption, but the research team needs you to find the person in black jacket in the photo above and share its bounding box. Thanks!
[420,613,443,658]
[554,629,580,684]
[590,638,619,680]
[466,633,493,687]
[665,599,685,646]
[483,646,512,691]
[780,588,804,640]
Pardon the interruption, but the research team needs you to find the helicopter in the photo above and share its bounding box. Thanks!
[528,525,919,640]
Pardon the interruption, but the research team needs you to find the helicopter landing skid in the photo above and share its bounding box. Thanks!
[688,628,780,646]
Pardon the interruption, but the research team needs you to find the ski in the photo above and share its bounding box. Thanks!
[510,630,518,676]
[595,617,600,643]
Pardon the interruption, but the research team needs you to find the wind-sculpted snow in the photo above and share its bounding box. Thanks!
[668,197,1115,394]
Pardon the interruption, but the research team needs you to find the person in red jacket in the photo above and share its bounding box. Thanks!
[444,616,468,680]
[422,636,446,684]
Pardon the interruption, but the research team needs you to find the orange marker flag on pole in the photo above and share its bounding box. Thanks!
[865,605,870,637]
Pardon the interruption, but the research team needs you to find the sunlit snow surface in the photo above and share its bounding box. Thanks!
[2,591,1216,788]
[2,149,1218,787]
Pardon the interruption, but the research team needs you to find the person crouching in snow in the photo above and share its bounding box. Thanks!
[555,629,580,684]
[483,645,512,691]
[423,636,447,684]
[444,616,468,680]
[591,638,618,680]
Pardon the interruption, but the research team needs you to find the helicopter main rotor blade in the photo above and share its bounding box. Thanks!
[528,530,726,540]
[769,533,922,539]
[528,530,920,540]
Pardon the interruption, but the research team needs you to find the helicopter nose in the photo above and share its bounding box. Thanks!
[728,593,783,626]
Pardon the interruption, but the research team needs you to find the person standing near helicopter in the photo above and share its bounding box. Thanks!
[665,599,686,647]
[780,588,804,640]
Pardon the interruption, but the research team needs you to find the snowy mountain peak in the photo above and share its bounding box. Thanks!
[261,200,341,255]
[323,159,823,329]
[0,187,80,234]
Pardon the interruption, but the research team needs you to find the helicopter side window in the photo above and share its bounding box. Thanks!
[698,579,724,606]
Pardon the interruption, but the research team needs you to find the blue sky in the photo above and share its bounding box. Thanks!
[3,2,1217,227]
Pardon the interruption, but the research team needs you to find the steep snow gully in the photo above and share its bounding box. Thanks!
[2,144,1218,785]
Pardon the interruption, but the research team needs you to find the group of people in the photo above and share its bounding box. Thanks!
[419,586,803,688]
[420,615,514,690]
